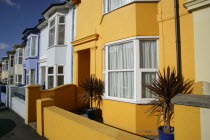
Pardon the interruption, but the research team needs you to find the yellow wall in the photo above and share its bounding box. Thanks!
[42,105,148,140]
[1,60,8,79]
[25,84,78,124]
[174,105,201,140]
[72,0,159,135]
[158,0,195,80]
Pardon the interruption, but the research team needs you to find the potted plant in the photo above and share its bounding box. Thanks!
[145,67,194,140]
[80,76,104,120]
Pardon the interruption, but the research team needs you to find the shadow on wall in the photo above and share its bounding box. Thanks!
[0,119,16,137]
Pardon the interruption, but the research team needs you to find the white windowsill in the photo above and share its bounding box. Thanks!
[103,0,160,15]
[102,96,155,104]
[48,45,67,50]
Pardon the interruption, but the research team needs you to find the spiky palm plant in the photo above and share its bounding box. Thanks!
[145,67,194,133]
[80,76,104,110]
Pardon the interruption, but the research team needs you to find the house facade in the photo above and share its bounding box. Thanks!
[22,28,40,85]
[0,63,2,83]
[37,1,76,89]
[184,0,210,94]
[13,44,25,85]
[72,0,159,135]
[1,57,9,84]
[7,50,15,85]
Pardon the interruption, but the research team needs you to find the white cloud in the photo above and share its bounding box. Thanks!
[1,0,20,8]
[0,43,9,50]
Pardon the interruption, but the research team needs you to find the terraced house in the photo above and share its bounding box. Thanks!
[7,50,15,85]
[13,44,24,85]
[22,28,40,85]
[72,0,159,135]
[37,1,76,89]
[1,57,9,84]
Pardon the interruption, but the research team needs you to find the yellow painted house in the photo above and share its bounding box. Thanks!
[72,0,159,135]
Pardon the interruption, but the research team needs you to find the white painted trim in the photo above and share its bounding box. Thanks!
[103,0,160,14]
[184,0,210,11]
[102,36,159,49]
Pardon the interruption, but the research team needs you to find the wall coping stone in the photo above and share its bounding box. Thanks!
[172,93,210,108]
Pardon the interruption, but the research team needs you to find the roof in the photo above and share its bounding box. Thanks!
[42,1,67,16]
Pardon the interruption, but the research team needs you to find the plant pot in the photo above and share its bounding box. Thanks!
[158,126,174,140]
[86,107,98,120]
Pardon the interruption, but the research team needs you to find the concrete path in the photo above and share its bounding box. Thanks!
[0,103,47,140]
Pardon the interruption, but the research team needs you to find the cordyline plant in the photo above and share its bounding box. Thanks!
[145,67,194,133]
[80,76,104,110]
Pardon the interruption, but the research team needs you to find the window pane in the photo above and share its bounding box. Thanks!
[48,76,54,89]
[58,66,63,74]
[49,27,55,47]
[48,67,54,74]
[140,40,157,68]
[50,19,55,27]
[59,16,65,23]
[26,70,29,74]
[19,49,23,56]
[58,25,65,45]
[31,70,36,84]
[108,71,134,99]
[31,36,37,56]
[108,0,131,12]
[57,76,64,86]
[142,72,156,98]
[18,75,22,83]
[27,38,31,56]
[26,75,29,85]
[108,42,134,70]
[19,57,23,64]
[10,56,14,67]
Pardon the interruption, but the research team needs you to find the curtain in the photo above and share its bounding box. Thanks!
[108,41,134,99]
[140,40,157,68]
[142,72,156,98]
[140,40,157,98]
[108,0,132,11]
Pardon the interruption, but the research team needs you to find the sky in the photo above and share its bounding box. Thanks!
[0,0,66,59]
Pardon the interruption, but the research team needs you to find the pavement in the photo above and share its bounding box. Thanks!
[0,103,47,140]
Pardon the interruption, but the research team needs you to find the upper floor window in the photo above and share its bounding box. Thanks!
[104,0,132,13]
[10,55,14,68]
[15,48,23,64]
[49,15,66,47]
[3,60,8,71]
[27,36,37,57]
[103,37,158,103]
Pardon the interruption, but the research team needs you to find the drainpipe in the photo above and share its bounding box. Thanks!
[37,31,40,84]
[174,0,182,75]
[71,6,76,84]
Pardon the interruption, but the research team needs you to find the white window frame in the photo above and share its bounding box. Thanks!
[15,75,23,85]
[26,69,36,85]
[103,0,159,14]
[103,36,159,104]
[27,35,38,57]
[3,60,8,71]
[9,55,14,68]
[47,66,54,89]
[57,65,64,86]
[16,48,23,64]
[48,13,66,48]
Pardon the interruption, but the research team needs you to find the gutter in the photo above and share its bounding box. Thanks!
[174,0,182,75]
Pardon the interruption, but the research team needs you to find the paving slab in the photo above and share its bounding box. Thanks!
[0,108,47,140]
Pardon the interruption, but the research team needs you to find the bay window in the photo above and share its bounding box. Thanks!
[15,48,23,64]
[49,15,66,47]
[15,75,22,85]
[26,69,36,85]
[48,67,54,89]
[3,60,8,71]
[104,37,158,103]
[10,55,14,68]
[57,66,64,86]
[104,0,132,13]
[27,36,37,57]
